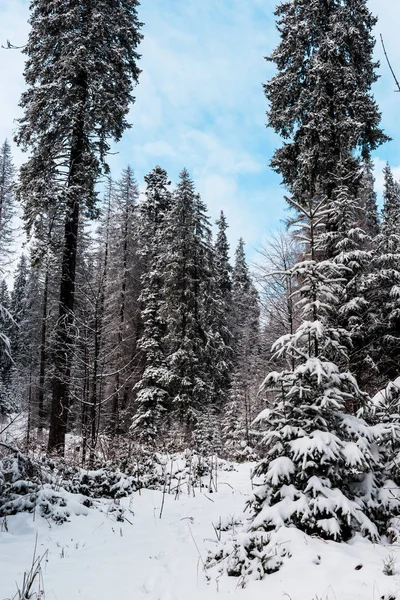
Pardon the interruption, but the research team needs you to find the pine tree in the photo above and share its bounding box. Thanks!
[132,167,172,444]
[10,255,29,362]
[324,165,377,390]
[0,280,12,388]
[105,167,141,434]
[215,212,232,303]
[356,158,379,239]
[15,0,143,453]
[265,0,387,237]
[213,212,234,408]
[368,165,400,382]
[223,239,260,454]
[221,197,391,581]
[161,169,227,447]
[162,169,211,438]
[0,139,16,271]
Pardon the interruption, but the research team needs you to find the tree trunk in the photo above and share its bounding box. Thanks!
[48,77,87,454]
[37,267,48,436]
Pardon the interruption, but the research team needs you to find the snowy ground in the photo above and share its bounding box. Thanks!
[1,462,400,600]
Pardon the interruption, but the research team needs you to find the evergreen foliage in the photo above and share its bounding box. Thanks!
[219,197,395,581]
[161,169,230,448]
[265,0,387,238]
[15,0,143,454]
[223,239,260,454]
[368,165,400,382]
[0,139,16,269]
[132,167,172,443]
[105,167,141,434]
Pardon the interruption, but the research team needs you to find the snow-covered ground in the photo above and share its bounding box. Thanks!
[1,462,400,600]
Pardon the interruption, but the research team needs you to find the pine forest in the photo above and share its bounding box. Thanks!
[1,1,400,599]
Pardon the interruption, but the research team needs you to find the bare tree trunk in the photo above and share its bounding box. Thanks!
[37,268,49,437]
[111,200,129,434]
[48,76,88,454]
[26,370,33,448]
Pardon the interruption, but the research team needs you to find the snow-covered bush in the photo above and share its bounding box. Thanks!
[0,444,74,522]
[0,441,235,524]
[0,445,103,522]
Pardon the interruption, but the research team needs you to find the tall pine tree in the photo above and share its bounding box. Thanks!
[15,0,143,453]
[265,0,387,239]
[132,167,172,444]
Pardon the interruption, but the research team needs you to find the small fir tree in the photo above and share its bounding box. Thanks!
[218,197,393,581]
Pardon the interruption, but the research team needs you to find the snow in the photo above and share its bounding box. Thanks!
[265,456,295,485]
[1,462,400,600]
[372,377,400,407]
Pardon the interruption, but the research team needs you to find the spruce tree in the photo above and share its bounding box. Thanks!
[368,164,400,382]
[325,165,377,390]
[105,167,141,434]
[0,280,12,388]
[215,212,232,303]
[162,169,211,438]
[132,167,172,444]
[161,169,227,447]
[221,197,391,581]
[10,255,29,362]
[15,1,143,453]
[0,139,16,270]
[356,158,379,239]
[223,239,260,454]
[265,0,387,235]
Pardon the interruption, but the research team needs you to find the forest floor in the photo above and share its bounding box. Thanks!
[1,454,400,599]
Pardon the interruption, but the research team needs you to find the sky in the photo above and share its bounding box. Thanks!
[1,0,400,261]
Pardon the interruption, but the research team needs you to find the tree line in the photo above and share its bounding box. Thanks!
[0,140,262,459]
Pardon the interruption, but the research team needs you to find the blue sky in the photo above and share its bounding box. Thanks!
[0,0,400,261]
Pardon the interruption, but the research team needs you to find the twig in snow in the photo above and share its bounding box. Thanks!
[187,522,205,570]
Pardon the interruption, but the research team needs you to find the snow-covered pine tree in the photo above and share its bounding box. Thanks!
[9,255,29,363]
[370,379,400,539]
[223,239,261,456]
[162,169,211,443]
[197,208,232,454]
[215,212,232,305]
[0,141,16,395]
[15,0,143,454]
[265,0,387,244]
[7,256,32,421]
[356,159,379,240]
[324,164,378,391]
[212,212,233,404]
[0,280,12,392]
[367,164,400,383]
[104,167,141,435]
[0,139,16,270]
[70,218,109,463]
[131,166,172,445]
[14,263,44,441]
[219,195,392,582]
[161,169,226,448]
[28,183,64,437]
